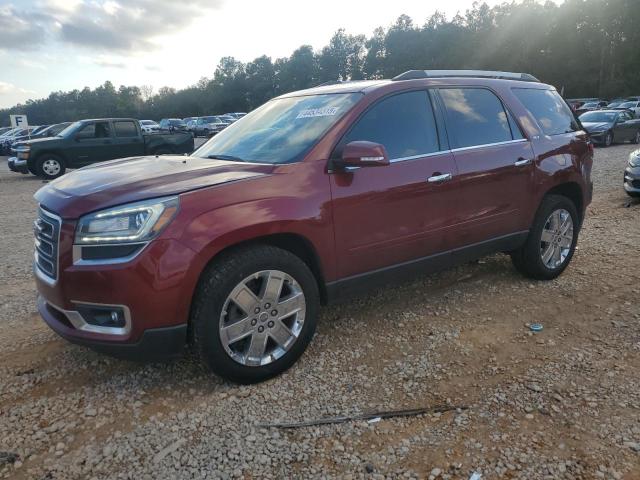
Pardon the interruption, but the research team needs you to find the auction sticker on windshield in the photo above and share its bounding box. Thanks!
[296,107,339,119]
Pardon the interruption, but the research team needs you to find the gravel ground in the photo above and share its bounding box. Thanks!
[0,145,639,480]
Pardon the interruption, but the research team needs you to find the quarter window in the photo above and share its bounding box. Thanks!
[114,121,138,137]
[342,90,440,160]
[512,88,579,136]
[439,88,515,149]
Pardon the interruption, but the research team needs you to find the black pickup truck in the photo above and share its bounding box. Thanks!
[8,118,194,179]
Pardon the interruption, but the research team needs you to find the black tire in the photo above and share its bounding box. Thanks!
[510,194,579,280]
[604,131,613,147]
[35,154,66,180]
[191,245,319,384]
[631,130,640,144]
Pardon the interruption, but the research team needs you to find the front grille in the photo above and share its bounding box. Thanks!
[632,179,640,189]
[34,207,61,281]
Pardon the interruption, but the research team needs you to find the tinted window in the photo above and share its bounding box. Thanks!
[76,122,111,139]
[342,90,439,159]
[439,88,513,149]
[513,88,579,136]
[114,121,138,137]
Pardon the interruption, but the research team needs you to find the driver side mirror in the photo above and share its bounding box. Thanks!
[336,141,390,170]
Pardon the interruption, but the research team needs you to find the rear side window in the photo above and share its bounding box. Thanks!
[342,90,440,160]
[439,88,515,149]
[76,122,111,139]
[512,88,579,136]
[114,121,138,137]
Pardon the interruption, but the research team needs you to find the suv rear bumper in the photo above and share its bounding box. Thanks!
[38,295,187,360]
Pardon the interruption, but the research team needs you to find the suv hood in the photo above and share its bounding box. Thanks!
[17,136,63,148]
[35,155,274,218]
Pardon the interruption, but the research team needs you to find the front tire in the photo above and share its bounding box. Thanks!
[36,154,66,180]
[511,195,579,280]
[191,245,319,384]
[604,131,613,147]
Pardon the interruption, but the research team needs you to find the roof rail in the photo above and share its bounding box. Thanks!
[316,80,343,87]
[392,70,540,82]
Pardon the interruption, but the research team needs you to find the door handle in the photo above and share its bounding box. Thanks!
[514,157,532,166]
[427,173,452,183]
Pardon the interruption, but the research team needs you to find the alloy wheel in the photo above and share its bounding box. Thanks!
[219,270,306,367]
[540,208,574,269]
[42,159,61,176]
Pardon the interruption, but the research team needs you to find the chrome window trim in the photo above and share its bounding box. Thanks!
[46,300,132,336]
[449,138,528,153]
[389,151,450,163]
[34,207,62,286]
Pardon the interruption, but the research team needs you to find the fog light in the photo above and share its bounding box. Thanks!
[76,305,127,328]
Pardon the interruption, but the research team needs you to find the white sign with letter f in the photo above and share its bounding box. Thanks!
[10,115,28,128]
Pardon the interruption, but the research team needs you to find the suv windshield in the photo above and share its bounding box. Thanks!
[193,92,362,164]
[579,111,618,123]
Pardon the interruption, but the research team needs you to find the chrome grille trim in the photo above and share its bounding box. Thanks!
[34,207,61,284]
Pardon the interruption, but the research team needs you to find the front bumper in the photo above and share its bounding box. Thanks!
[38,296,187,360]
[34,212,195,360]
[587,131,608,144]
[7,156,28,174]
[624,165,640,194]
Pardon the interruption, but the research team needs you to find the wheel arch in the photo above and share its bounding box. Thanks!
[543,182,584,225]
[31,150,68,167]
[194,232,328,305]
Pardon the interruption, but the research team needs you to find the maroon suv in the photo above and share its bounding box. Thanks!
[34,70,593,383]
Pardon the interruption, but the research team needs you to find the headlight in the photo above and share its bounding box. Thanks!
[75,196,179,245]
[630,152,640,168]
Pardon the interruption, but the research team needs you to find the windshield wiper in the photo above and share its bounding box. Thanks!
[206,154,245,162]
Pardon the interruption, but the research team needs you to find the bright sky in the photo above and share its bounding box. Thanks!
[1,0,534,108]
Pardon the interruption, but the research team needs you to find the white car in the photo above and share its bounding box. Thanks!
[139,119,160,133]
[618,101,640,118]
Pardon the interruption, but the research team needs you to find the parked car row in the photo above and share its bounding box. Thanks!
[7,118,194,179]
[1,113,249,151]
[183,112,247,137]
[568,96,640,117]
[0,123,72,155]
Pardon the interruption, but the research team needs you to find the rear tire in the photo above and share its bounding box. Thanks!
[511,195,579,280]
[631,130,640,144]
[191,245,319,384]
[36,154,66,180]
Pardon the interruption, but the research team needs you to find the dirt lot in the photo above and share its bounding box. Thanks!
[1,145,639,480]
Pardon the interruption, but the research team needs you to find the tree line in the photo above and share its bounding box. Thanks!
[2,0,639,126]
